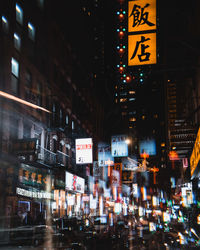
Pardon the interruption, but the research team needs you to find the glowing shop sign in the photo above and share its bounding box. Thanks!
[128,33,156,66]
[190,127,200,177]
[76,138,93,164]
[16,187,52,199]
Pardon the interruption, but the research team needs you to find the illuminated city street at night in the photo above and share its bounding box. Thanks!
[0,0,200,249]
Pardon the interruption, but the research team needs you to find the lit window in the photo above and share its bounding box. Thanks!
[120,98,127,102]
[129,111,136,115]
[129,91,135,94]
[14,33,21,50]
[11,58,19,77]
[142,115,145,120]
[72,121,74,130]
[66,115,69,125]
[161,143,165,147]
[28,22,35,41]
[129,117,136,122]
[129,98,135,101]
[2,16,8,31]
[16,3,23,25]
[154,114,158,119]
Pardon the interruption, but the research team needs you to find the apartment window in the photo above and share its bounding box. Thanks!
[2,16,8,32]
[25,70,32,88]
[66,115,69,125]
[37,82,42,106]
[11,58,19,94]
[72,121,74,130]
[28,22,35,41]
[59,109,63,124]
[14,33,21,50]
[25,70,32,100]
[11,58,19,77]
[129,98,135,101]
[16,3,23,25]
[129,90,135,94]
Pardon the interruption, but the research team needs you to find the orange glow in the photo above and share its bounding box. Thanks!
[119,66,124,72]
[0,90,51,113]
[169,150,179,160]
[140,152,149,159]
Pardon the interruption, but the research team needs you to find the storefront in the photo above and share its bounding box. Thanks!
[65,171,85,217]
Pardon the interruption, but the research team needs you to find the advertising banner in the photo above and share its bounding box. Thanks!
[98,143,114,167]
[139,139,156,156]
[65,171,85,194]
[111,170,120,187]
[76,138,93,164]
[111,135,128,157]
[93,161,103,179]
[122,157,138,171]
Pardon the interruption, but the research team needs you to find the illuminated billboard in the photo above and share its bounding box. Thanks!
[128,0,156,33]
[111,135,128,157]
[76,138,93,164]
[190,127,200,178]
[127,0,157,67]
[65,171,85,194]
[98,143,114,167]
[139,139,156,156]
[128,33,157,66]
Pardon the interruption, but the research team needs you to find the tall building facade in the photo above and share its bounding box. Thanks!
[0,0,105,234]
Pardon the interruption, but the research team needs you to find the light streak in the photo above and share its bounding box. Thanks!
[0,90,51,113]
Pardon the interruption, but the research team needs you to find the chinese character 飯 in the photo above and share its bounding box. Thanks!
[129,4,155,28]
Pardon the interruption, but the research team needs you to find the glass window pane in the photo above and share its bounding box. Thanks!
[28,22,35,41]
[16,3,23,25]
[11,58,19,77]
[14,33,21,50]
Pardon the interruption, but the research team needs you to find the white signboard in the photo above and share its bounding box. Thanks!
[76,138,93,164]
[65,171,85,194]
[132,183,138,197]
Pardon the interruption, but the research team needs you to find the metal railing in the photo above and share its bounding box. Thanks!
[57,150,69,167]
[37,145,57,165]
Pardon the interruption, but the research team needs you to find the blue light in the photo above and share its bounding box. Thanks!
[117,11,120,15]
[117,65,120,68]
[123,28,126,31]
[117,46,120,49]
[123,11,126,14]
[140,79,143,82]
[117,29,120,32]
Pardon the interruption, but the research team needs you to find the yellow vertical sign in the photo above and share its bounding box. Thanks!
[128,0,157,66]
[128,0,156,33]
[128,33,156,66]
